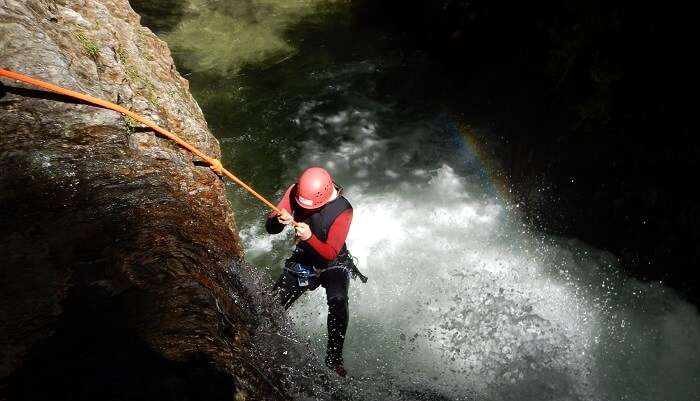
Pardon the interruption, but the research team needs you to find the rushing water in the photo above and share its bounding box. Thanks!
[133,1,700,400]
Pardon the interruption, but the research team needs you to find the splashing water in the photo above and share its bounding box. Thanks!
[241,94,700,401]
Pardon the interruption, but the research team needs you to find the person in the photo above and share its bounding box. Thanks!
[266,166,354,377]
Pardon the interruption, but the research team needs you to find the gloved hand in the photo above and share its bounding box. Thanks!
[275,208,293,225]
[294,222,312,241]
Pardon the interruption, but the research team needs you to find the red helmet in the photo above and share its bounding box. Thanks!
[296,167,334,209]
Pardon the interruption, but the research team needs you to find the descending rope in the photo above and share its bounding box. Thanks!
[0,68,283,215]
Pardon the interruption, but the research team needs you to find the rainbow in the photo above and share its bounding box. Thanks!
[441,110,512,203]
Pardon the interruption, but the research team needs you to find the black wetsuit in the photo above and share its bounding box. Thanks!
[266,189,353,367]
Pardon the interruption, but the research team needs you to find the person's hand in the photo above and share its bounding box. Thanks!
[276,209,293,225]
[294,222,312,241]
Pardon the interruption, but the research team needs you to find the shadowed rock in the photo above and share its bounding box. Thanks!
[0,1,311,399]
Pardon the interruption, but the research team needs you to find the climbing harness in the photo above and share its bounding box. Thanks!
[284,262,317,287]
[347,253,368,283]
[0,68,284,216]
[284,248,367,286]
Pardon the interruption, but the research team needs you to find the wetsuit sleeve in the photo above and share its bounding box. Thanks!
[265,184,295,234]
[305,208,353,261]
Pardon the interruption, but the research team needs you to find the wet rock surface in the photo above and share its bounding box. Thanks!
[0,1,323,399]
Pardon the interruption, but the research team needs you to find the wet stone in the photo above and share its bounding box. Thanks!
[0,1,305,400]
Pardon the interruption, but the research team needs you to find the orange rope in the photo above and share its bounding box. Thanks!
[0,68,284,215]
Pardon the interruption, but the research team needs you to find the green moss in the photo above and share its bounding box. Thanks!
[142,50,155,62]
[75,32,100,59]
[117,47,159,107]
[123,115,140,134]
[125,65,140,82]
[147,91,160,107]
[116,48,140,82]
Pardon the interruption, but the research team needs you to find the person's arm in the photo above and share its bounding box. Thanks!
[265,184,294,234]
[304,209,353,261]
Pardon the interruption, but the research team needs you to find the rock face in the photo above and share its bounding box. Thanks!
[0,1,289,399]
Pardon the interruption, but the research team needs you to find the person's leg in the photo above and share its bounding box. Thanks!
[320,268,350,369]
[273,270,306,310]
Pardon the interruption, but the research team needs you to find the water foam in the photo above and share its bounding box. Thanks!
[242,91,700,401]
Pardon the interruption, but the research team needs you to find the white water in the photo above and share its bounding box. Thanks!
[239,82,700,401]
